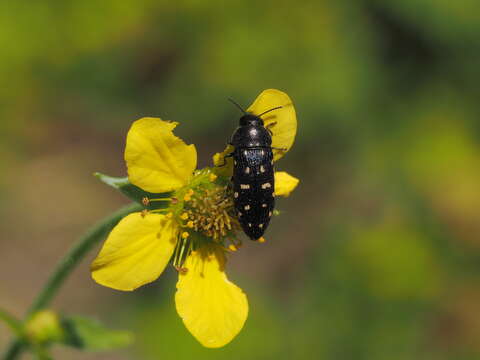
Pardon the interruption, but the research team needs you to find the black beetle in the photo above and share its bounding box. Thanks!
[223,100,283,240]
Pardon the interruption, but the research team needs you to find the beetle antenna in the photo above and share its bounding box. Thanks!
[257,106,282,117]
[228,98,247,114]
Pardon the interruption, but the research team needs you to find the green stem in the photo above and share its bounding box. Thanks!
[2,202,142,360]
[0,309,23,337]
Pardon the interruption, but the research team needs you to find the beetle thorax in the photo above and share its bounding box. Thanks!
[239,113,263,126]
[231,124,272,148]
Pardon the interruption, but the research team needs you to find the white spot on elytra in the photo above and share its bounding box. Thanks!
[238,211,242,217]
[268,211,272,217]
[234,192,239,198]
[244,205,250,210]
[260,150,265,155]
[260,165,265,173]
[261,182,272,189]
[248,223,252,227]
[258,223,264,228]
[245,167,250,174]
[240,184,250,189]
[244,150,248,156]
[262,203,267,208]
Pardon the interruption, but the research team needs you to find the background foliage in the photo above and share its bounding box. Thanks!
[1,0,480,359]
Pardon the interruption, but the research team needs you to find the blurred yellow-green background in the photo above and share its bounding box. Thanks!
[1,0,480,359]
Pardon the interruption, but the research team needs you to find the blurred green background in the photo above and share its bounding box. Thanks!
[1,0,480,359]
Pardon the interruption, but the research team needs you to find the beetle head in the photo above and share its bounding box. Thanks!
[240,113,264,126]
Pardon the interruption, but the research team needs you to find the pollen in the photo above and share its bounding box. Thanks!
[180,212,189,220]
[181,232,190,239]
[209,173,218,182]
[166,212,173,219]
[182,183,240,242]
[258,237,266,243]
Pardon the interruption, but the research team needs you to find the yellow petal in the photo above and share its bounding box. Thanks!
[247,89,297,161]
[91,212,178,291]
[275,171,299,197]
[175,244,248,348]
[125,117,197,193]
[212,144,234,178]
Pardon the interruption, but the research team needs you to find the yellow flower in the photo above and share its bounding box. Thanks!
[91,89,299,348]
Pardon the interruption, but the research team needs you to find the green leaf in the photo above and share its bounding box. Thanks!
[61,315,133,351]
[94,172,172,210]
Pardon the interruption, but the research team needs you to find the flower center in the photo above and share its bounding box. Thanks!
[173,169,241,269]
[143,169,242,270]
[183,184,240,241]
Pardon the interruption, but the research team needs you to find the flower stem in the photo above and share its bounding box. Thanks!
[1,202,142,360]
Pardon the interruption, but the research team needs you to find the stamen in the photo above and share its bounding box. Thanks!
[177,172,241,243]
[145,197,172,203]
[148,209,169,214]
[173,236,192,269]
[175,266,188,274]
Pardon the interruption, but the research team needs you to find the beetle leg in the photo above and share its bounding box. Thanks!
[216,152,233,167]
[265,121,277,136]
[266,121,277,128]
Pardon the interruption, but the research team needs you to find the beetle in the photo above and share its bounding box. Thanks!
[222,99,283,241]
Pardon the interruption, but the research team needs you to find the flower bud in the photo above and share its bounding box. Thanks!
[25,310,64,344]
